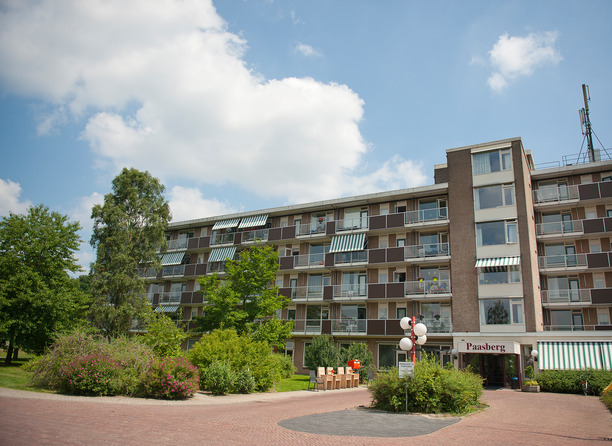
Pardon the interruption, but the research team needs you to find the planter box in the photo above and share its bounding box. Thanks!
[522,385,540,392]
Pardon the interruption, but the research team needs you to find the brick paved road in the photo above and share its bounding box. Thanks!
[0,386,610,445]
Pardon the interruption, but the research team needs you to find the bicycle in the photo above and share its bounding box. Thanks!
[580,374,590,396]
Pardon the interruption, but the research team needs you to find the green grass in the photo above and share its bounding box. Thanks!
[0,353,53,393]
[273,374,310,392]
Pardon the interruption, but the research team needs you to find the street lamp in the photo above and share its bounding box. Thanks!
[399,316,427,362]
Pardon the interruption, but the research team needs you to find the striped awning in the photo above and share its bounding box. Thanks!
[208,246,236,263]
[329,233,366,253]
[155,305,179,313]
[212,218,240,230]
[161,252,185,266]
[601,342,612,370]
[475,256,520,268]
[238,214,268,229]
[538,341,603,370]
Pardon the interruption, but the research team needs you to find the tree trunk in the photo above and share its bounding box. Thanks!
[12,348,19,360]
[4,341,13,366]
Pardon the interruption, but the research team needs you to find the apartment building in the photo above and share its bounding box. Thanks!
[145,137,612,387]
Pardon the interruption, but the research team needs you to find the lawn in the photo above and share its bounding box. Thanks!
[0,352,53,393]
[273,374,310,392]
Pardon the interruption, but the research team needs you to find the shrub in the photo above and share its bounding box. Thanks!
[537,369,612,396]
[234,369,256,394]
[523,380,539,386]
[62,354,122,396]
[369,355,483,414]
[200,360,236,395]
[141,313,188,358]
[303,335,339,370]
[138,357,199,399]
[339,343,373,382]
[272,353,296,380]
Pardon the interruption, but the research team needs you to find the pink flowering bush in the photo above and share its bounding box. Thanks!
[138,357,199,399]
[62,354,122,396]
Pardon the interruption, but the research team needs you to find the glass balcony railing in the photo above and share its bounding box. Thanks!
[161,265,185,277]
[404,279,451,295]
[334,251,368,265]
[336,217,369,232]
[167,237,189,250]
[332,284,368,298]
[404,243,449,259]
[541,289,591,304]
[533,185,579,204]
[158,292,182,304]
[241,228,269,243]
[538,254,587,269]
[405,207,448,224]
[210,233,235,246]
[536,220,583,236]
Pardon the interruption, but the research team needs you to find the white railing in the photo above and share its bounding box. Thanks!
[158,292,182,304]
[533,185,579,204]
[286,286,324,300]
[334,251,368,265]
[541,289,591,304]
[336,217,369,232]
[293,253,326,268]
[167,237,189,250]
[241,228,269,243]
[416,316,452,333]
[405,207,448,224]
[536,220,583,236]
[161,264,185,277]
[332,284,367,298]
[296,219,328,236]
[404,243,449,259]
[538,254,587,269]
[209,233,235,246]
[404,279,451,295]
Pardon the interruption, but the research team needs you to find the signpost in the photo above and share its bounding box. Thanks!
[398,361,414,378]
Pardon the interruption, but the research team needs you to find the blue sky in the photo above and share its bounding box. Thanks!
[1,0,611,272]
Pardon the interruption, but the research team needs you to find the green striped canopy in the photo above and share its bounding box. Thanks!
[160,252,185,266]
[329,233,366,253]
[208,246,236,263]
[538,341,605,370]
[155,305,179,313]
[475,256,520,267]
[238,214,268,228]
[212,218,240,230]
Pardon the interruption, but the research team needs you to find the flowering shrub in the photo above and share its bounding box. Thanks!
[138,357,199,399]
[62,354,122,396]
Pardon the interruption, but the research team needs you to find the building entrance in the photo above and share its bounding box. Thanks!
[466,353,518,388]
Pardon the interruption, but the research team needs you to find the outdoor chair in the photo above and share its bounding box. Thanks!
[367,369,374,386]
[317,367,332,391]
[326,367,340,389]
[337,367,349,388]
[308,370,324,391]
[346,366,359,387]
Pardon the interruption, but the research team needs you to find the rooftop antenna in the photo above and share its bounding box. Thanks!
[579,84,596,162]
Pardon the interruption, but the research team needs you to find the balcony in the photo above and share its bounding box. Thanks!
[543,324,606,332]
[161,264,185,277]
[210,233,235,246]
[404,243,450,261]
[293,254,326,269]
[533,185,579,205]
[538,254,588,272]
[536,220,583,238]
[418,316,452,334]
[138,267,158,278]
[167,237,189,250]
[542,288,612,306]
[296,219,328,237]
[334,251,368,265]
[332,284,368,300]
[289,318,452,336]
[405,207,448,227]
[241,228,269,243]
[283,286,325,302]
[158,292,181,304]
[206,262,227,274]
[404,279,451,297]
[336,217,369,232]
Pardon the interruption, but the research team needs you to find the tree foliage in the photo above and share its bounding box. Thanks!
[89,168,171,337]
[0,205,89,364]
[196,244,292,348]
[141,311,188,358]
[304,335,340,370]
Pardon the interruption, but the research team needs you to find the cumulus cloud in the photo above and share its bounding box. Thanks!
[168,186,237,222]
[294,42,321,57]
[0,179,32,216]
[486,31,562,92]
[0,0,427,205]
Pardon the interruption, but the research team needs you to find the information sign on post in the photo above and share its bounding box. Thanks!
[398,361,414,378]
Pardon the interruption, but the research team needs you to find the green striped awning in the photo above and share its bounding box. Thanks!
[475,256,520,268]
[538,341,603,370]
[208,246,236,263]
[155,305,179,313]
[238,214,268,229]
[601,343,612,370]
[212,218,240,230]
[160,252,185,266]
[329,233,366,253]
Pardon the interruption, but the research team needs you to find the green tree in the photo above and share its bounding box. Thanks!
[0,205,89,364]
[141,311,188,358]
[196,244,292,348]
[339,342,373,381]
[89,168,171,338]
[304,335,340,370]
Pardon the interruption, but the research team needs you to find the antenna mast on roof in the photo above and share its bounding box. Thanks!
[579,84,596,162]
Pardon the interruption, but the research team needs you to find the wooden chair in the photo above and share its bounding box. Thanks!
[346,366,360,387]
[326,367,340,389]
[318,367,332,391]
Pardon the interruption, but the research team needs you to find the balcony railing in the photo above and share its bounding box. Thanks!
[286,286,325,300]
[538,254,587,270]
[334,251,368,265]
[416,316,452,333]
[404,279,451,295]
[543,324,598,331]
[404,243,449,259]
[293,253,326,268]
[158,292,182,304]
[332,284,368,299]
[167,237,189,250]
[206,262,227,274]
[533,185,579,204]
[138,267,158,278]
[289,317,452,335]
[541,289,591,304]
[241,228,269,243]
[336,217,369,232]
[297,219,328,236]
[405,207,448,225]
[161,264,185,277]
[210,233,235,246]
[536,220,583,237]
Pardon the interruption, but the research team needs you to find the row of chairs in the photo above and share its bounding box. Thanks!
[308,367,359,391]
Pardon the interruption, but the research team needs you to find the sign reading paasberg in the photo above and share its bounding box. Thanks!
[457,341,520,355]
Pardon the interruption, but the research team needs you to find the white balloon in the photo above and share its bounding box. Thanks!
[399,337,413,351]
[399,317,411,330]
[413,322,427,337]
[415,335,427,345]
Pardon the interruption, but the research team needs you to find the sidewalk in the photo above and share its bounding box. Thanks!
[0,386,610,445]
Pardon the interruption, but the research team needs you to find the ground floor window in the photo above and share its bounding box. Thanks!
[378,344,397,369]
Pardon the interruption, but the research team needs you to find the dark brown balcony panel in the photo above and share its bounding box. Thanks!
[368,283,385,298]
[188,238,199,250]
[184,264,196,276]
[387,282,405,298]
[387,247,404,262]
[323,286,333,300]
[282,226,296,239]
[152,294,159,306]
[583,218,605,234]
[605,218,612,233]
[198,236,210,248]
[600,181,612,198]
[279,287,292,299]
[588,253,610,268]
[196,263,207,276]
[192,293,204,304]
[369,248,386,263]
[268,227,282,241]
[387,213,404,228]
[181,292,193,304]
[579,183,600,200]
[324,252,335,267]
[596,324,612,331]
[367,319,385,335]
[326,221,336,235]
[279,256,294,270]
[321,320,332,334]
[385,319,405,336]
[369,215,387,230]
[591,288,612,304]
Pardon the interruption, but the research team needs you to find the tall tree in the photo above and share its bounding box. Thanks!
[89,168,171,338]
[196,244,292,348]
[0,205,89,364]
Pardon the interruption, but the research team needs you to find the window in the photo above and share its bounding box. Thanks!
[586,207,597,219]
[474,184,515,210]
[479,265,521,284]
[593,273,606,289]
[378,344,397,369]
[597,308,610,325]
[472,149,512,175]
[287,309,296,320]
[479,298,523,325]
[341,271,367,296]
[379,271,388,284]
[396,307,407,319]
[396,238,406,247]
[550,309,583,330]
[547,276,580,301]
[378,303,388,320]
[476,221,517,246]
[590,240,601,253]
[602,176,612,182]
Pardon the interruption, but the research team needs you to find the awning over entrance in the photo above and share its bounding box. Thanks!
[208,246,237,263]
[212,218,240,230]
[160,252,185,266]
[155,305,179,313]
[601,343,612,370]
[475,256,520,268]
[537,341,607,370]
[238,214,268,229]
[329,233,366,253]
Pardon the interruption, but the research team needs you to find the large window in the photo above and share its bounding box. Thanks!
[341,271,367,296]
[550,309,583,331]
[476,220,517,246]
[472,149,512,175]
[474,184,514,210]
[478,265,521,284]
[479,298,523,325]
[378,344,397,369]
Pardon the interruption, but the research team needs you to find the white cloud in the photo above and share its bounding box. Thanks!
[168,186,237,222]
[486,31,562,92]
[294,42,321,57]
[0,0,426,205]
[0,179,32,216]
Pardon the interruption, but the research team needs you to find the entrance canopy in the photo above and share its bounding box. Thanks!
[538,341,612,370]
